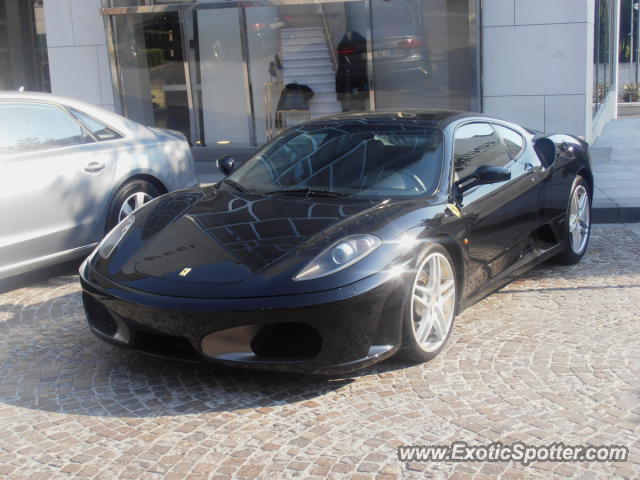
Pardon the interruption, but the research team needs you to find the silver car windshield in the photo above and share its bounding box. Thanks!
[225,123,444,198]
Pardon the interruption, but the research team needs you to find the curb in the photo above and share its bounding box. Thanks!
[593,207,640,224]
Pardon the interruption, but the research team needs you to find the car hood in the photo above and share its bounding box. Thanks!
[93,188,403,298]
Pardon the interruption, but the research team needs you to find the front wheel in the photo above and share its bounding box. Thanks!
[106,179,161,232]
[399,244,457,363]
[553,176,591,265]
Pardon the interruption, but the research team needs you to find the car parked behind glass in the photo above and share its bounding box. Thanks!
[0,91,198,280]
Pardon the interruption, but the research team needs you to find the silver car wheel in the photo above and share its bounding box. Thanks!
[118,191,153,222]
[410,252,456,353]
[568,185,590,255]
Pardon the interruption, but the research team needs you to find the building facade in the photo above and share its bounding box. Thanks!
[1,0,620,158]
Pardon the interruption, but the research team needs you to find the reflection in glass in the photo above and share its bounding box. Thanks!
[0,0,50,92]
[371,0,475,111]
[453,123,508,179]
[0,103,85,153]
[112,13,191,139]
[192,8,249,146]
[224,121,443,198]
[106,0,479,148]
[593,0,614,115]
[336,30,369,112]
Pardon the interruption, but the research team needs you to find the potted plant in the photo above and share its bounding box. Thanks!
[622,83,640,102]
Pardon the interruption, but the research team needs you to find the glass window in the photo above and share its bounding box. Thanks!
[0,102,85,154]
[493,124,524,159]
[453,123,511,180]
[68,108,122,142]
[371,0,478,111]
[0,1,50,92]
[107,0,479,149]
[111,12,191,141]
[224,121,443,198]
[192,6,250,146]
[593,0,614,115]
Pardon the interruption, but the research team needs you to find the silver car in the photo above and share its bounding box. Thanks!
[0,92,199,280]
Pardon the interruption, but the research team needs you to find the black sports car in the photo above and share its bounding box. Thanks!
[80,111,593,374]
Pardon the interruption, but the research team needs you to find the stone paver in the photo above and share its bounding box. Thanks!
[0,225,639,479]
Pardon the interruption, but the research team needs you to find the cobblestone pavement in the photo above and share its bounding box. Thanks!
[1,225,639,480]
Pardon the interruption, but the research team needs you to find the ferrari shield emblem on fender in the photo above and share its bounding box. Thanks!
[179,267,192,277]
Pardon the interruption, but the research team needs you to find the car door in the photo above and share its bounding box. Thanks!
[452,122,539,299]
[0,101,116,274]
[492,122,544,240]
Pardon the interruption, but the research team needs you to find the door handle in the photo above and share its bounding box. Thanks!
[84,162,105,173]
[523,163,537,182]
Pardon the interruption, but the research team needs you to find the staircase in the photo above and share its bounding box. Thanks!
[280,25,342,121]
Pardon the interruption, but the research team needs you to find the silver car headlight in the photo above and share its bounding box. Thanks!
[98,215,135,259]
[293,234,381,281]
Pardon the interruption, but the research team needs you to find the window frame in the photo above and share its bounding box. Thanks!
[451,121,514,174]
[0,99,99,156]
[450,119,517,199]
[490,123,526,162]
[65,106,124,144]
[227,122,447,199]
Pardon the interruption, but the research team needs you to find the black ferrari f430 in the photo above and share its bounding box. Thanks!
[80,111,592,374]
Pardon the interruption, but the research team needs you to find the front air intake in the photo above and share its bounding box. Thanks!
[82,292,118,337]
[250,323,322,360]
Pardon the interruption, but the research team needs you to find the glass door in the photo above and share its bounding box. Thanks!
[189,7,253,147]
[105,0,479,150]
[111,11,192,140]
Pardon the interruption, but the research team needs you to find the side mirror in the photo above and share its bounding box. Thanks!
[216,155,235,176]
[456,165,511,193]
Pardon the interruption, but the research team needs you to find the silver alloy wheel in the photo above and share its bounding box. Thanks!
[118,191,153,222]
[410,252,456,353]
[569,185,590,254]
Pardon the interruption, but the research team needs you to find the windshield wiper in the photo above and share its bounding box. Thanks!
[266,188,347,198]
[222,178,248,193]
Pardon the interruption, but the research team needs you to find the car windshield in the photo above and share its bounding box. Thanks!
[224,122,444,198]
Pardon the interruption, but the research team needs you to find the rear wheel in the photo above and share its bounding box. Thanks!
[106,179,161,231]
[399,244,457,363]
[554,176,591,265]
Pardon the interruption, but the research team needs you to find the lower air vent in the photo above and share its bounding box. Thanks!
[251,323,322,360]
[82,292,118,337]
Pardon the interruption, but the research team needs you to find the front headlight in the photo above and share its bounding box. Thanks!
[98,215,135,259]
[293,234,381,281]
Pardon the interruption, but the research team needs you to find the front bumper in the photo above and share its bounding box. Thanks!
[79,262,405,374]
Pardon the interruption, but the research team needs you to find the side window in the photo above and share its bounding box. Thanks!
[453,123,511,180]
[493,124,524,159]
[0,102,85,154]
[68,108,122,142]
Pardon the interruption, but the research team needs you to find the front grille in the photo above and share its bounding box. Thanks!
[82,292,118,337]
[251,323,322,360]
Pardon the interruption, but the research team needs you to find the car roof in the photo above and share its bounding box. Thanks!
[0,90,152,138]
[306,110,492,129]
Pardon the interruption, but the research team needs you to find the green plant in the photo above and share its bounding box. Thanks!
[144,48,165,68]
[622,82,640,102]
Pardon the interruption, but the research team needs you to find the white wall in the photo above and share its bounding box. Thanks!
[482,0,611,142]
[43,0,114,111]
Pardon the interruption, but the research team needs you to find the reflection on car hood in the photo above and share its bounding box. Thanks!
[123,189,379,284]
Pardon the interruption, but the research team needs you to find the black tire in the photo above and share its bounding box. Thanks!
[553,176,591,265]
[398,243,458,364]
[106,179,161,232]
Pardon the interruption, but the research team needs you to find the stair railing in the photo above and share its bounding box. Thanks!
[319,5,338,73]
